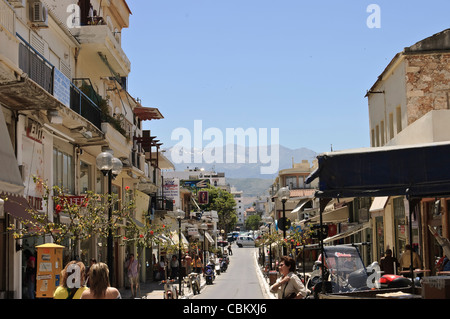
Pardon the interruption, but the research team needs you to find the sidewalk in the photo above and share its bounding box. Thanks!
[119,275,206,299]
[253,251,277,299]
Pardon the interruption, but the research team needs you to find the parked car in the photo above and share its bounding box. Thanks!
[236,236,255,248]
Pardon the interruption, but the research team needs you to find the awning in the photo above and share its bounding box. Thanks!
[323,221,371,244]
[369,196,389,213]
[0,109,24,195]
[204,231,214,244]
[2,194,32,220]
[170,230,189,250]
[306,141,450,198]
[133,106,164,121]
[291,198,313,214]
[298,206,349,227]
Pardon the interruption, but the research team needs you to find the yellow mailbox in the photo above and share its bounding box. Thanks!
[35,243,64,298]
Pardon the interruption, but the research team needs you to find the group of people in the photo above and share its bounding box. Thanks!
[53,258,121,299]
[379,245,423,275]
[156,253,204,281]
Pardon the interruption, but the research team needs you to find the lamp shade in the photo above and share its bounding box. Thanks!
[176,209,185,219]
[96,152,113,172]
[278,187,290,200]
[111,157,123,176]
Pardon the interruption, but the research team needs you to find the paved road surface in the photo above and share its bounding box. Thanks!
[192,246,265,299]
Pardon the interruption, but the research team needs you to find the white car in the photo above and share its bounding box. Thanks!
[236,236,255,248]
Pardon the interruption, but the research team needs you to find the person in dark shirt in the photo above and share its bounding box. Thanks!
[380,249,399,275]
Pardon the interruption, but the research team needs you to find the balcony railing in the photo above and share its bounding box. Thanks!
[16,34,103,130]
[18,36,53,95]
[70,84,102,130]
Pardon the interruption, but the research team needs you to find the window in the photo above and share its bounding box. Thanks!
[285,176,297,189]
[53,148,74,194]
[79,161,91,194]
[389,113,394,139]
[396,106,402,133]
[376,125,380,147]
[371,129,375,147]
[380,120,385,146]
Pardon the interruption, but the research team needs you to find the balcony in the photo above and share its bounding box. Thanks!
[71,24,131,77]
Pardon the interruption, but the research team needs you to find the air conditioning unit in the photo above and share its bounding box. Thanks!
[8,0,26,8]
[29,1,48,27]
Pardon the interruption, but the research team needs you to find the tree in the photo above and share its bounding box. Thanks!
[5,177,134,257]
[198,186,237,233]
[245,215,261,231]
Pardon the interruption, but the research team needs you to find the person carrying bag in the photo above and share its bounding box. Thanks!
[270,256,309,299]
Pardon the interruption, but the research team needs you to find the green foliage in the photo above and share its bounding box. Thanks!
[198,186,237,233]
[245,214,262,230]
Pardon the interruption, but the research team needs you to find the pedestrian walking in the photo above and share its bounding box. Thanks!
[54,260,88,299]
[125,254,140,298]
[170,255,179,279]
[270,256,309,299]
[80,262,121,299]
[227,244,233,256]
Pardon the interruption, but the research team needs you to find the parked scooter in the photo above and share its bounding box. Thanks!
[220,258,228,272]
[186,272,201,295]
[205,264,215,285]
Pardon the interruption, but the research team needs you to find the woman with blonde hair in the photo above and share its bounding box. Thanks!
[53,261,88,299]
[80,262,121,299]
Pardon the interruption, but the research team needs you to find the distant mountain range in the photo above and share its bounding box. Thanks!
[165,144,318,179]
[164,144,318,200]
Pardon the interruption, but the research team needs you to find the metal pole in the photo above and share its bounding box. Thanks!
[320,198,326,294]
[269,224,272,270]
[408,195,415,292]
[179,218,182,296]
[282,199,287,256]
[107,170,113,285]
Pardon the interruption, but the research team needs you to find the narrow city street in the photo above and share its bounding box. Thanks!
[193,246,266,299]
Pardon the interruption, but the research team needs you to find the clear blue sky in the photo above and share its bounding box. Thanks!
[122,1,450,154]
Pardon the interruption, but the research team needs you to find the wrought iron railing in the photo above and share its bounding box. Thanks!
[70,84,103,130]
[18,35,54,95]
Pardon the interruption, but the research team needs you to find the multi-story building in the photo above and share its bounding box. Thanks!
[230,187,245,229]
[270,160,318,223]
[366,29,450,271]
[0,0,171,298]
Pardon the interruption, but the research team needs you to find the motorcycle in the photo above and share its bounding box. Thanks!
[205,264,215,285]
[161,279,178,299]
[186,272,201,295]
[220,258,228,272]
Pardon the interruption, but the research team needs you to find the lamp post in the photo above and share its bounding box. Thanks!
[96,151,122,284]
[175,209,184,296]
[278,187,290,255]
[263,216,273,270]
[199,222,208,273]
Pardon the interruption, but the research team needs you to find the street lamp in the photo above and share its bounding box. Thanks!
[199,222,208,273]
[175,208,185,296]
[278,187,290,255]
[96,151,122,284]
